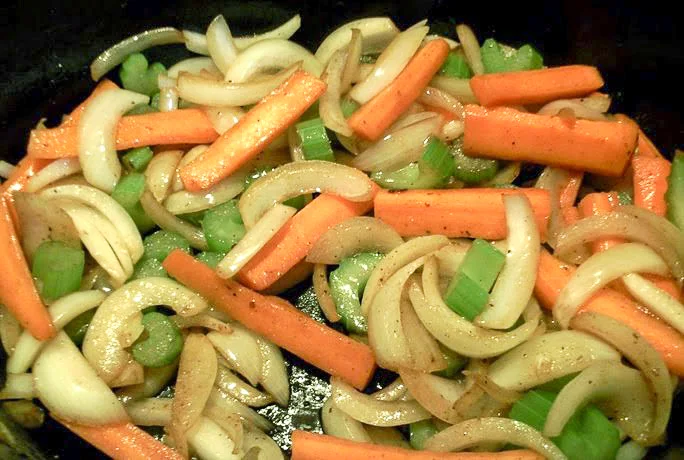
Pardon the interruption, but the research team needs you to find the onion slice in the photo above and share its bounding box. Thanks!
[429,76,479,104]
[145,149,182,202]
[168,57,219,78]
[255,334,290,407]
[321,397,371,442]
[188,416,242,460]
[208,327,262,386]
[234,14,302,50]
[164,168,246,215]
[320,48,353,136]
[455,24,484,75]
[140,189,208,250]
[400,295,447,372]
[125,398,172,426]
[215,365,274,407]
[0,160,15,179]
[225,39,322,82]
[0,373,35,400]
[399,367,468,424]
[538,99,607,120]
[419,86,465,120]
[206,15,238,75]
[622,273,684,334]
[313,264,340,323]
[340,28,362,92]
[116,362,178,401]
[315,17,399,65]
[0,306,21,355]
[242,429,284,460]
[201,106,244,136]
[205,387,273,432]
[25,158,81,193]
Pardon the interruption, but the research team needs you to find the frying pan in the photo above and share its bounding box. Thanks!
[1,0,682,457]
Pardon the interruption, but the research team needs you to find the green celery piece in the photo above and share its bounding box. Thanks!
[617,190,633,206]
[122,147,154,172]
[196,252,227,269]
[666,150,684,229]
[435,346,467,378]
[439,52,473,78]
[31,241,85,301]
[508,390,554,431]
[132,258,169,280]
[459,239,506,292]
[328,252,384,334]
[481,38,543,74]
[340,98,360,118]
[202,200,245,252]
[131,312,183,368]
[451,139,499,184]
[111,173,156,233]
[142,230,191,262]
[443,271,489,321]
[409,420,438,450]
[296,118,335,162]
[179,210,206,227]
[371,163,447,190]
[63,309,96,346]
[119,53,166,96]
[150,92,161,109]
[421,137,455,179]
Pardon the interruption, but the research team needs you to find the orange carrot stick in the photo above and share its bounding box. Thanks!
[632,155,671,217]
[61,79,119,127]
[561,206,580,226]
[291,431,543,460]
[1,157,52,196]
[58,420,182,460]
[462,105,638,176]
[163,250,377,390]
[27,109,218,159]
[237,191,376,291]
[179,70,326,192]
[469,65,604,107]
[636,129,664,158]
[578,192,623,253]
[348,39,450,141]
[373,188,551,240]
[0,196,55,341]
[535,249,684,376]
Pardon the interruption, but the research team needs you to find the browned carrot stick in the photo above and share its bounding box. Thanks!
[632,155,671,217]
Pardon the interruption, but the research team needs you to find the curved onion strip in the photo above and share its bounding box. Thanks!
[261,261,314,296]
[25,158,81,192]
[41,184,144,261]
[205,387,273,432]
[388,110,436,133]
[349,26,428,104]
[321,397,371,442]
[79,89,148,192]
[140,189,208,250]
[170,333,217,458]
[216,204,296,278]
[401,295,447,372]
[82,277,208,384]
[207,328,262,386]
[125,397,172,426]
[173,314,232,334]
[173,145,208,191]
[425,417,566,460]
[0,160,15,179]
[315,17,399,65]
[178,63,299,106]
[399,368,468,424]
[320,48,353,137]
[340,28,362,92]
[430,76,479,104]
[441,120,465,143]
[571,312,671,444]
[202,106,244,136]
[433,241,470,278]
[203,411,244,455]
[487,330,620,391]
[535,167,584,252]
[413,257,541,358]
[145,150,182,202]
[477,194,540,329]
[482,162,522,187]
[616,440,648,460]
[168,57,219,78]
[307,216,403,264]
[188,417,242,460]
[553,243,670,328]
[8,291,105,374]
[90,27,184,80]
[368,256,428,371]
[419,86,465,120]
[184,30,211,55]
[313,264,341,323]
[158,88,179,112]
[331,376,430,427]
[622,273,684,334]
[470,372,522,404]
[372,378,409,402]
[538,99,607,120]
[116,362,178,401]
[352,115,442,172]
[544,362,654,444]
[0,306,21,355]
[225,39,322,82]
[0,374,35,400]
[361,235,449,315]
[34,332,128,425]
[242,429,284,460]
[164,169,246,215]
[233,14,301,50]
[455,24,484,75]
[352,63,374,84]
[109,359,145,387]
[206,15,238,75]
[215,365,273,407]
[365,426,411,449]
[238,160,373,228]
[579,93,612,112]
[287,125,306,162]
[78,204,134,277]
[255,335,290,406]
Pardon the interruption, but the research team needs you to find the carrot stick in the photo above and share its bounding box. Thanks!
[615,114,665,159]
[469,65,604,107]
[462,105,638,176]
[561,206,580,226]
[61,79,119,127]
[58,420,182,460]
[535,249,684,376]
[237,191,376,291]
[179,70,326,192]
[373,188,551,240]
[577,192,623,253]
[348,39,450,141]
[1,157,52,196]
[632,155,671,217]
[0,196,55,341]
[163,250,377,390]
[291,431,543,460]
[27,109,218,159]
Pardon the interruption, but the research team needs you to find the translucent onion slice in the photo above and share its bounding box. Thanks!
[204,408,244,454]
[0,306,21,355]
[315,17,399,65]
[388,110,437,133]
[579,92,612,112]
[168,57,219,78]
[349,26,429,104]
[430,76,479,104]
[352,115,442,172]
[538,99,607,120]
[238,160,374,228]
[366,426,411,449]
[455,24,484,75]
[205,387,273,432]
[331,377,430,427]
[173,314,232,333]
[25,158,81,193]
[419,86,465,120]
[225,39,322,82]
[207,327,262,386]
[372,378,409,402]
[287,125,306,162]
[145,149,182,202]
[320,48,353,136]
[340,28,362,93]
[0,160,15,179]
[442,118,463,141]
[206,15,238,75]
[399,367,468,424]
[184,30,210,55]
[255,335,290,407]
[215,365,274,407]
[0,373,35,400]
[164,168,246,215]
[321,397,371,442]
[571,312,671,445]
[622,273,684,334]
[243,429,284,460]
[188,416,242,460]
[201,106,244,136]
[307,216,403,264]
[82,277,208,385]
[313,264,341,323]
[424,34,460,49]
[424,417,566,460]
[553,242,670,328]
[487,330,621,391]
[216,204,296,278]
[140,189,208,250]
[477,194,540,329]
[78,89,148,192]
[34,332,128,425]
[125,397,172,426]
[400,295,447,372]
[157,75,179,112]
[261,261,314,296]
[433,241,470,279]
[535,167,584,252]
[90,27,184,80]
[116,362,178,401]
[233,14,302,50]
[8,290,105,374]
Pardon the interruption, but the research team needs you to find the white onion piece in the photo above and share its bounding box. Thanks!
[205,387,273,432]
[400,296,447,372]
[307,216,403,264]
[158,77,179,113]
[188,416,242,460]
[234,14,302,50]
[331,377,430,426]
[116,361,178,401]
[320,48,353,136]
[419,86,465,120]
[173,314,232,334]
[206,15,238,75]
[41,184,143,261]
[90,27,184,80]
[352,115,442,172]
[361,235,449,315]
[286,125,306,162]
[622,273,684,334]
[201,106,244,136]
[387,110,436,133]
[482,161,522,187]
[424,34,460,49]
[8,291,105,374]
[125,397,172,426]
[25,158,81,192]
[616,441,648,460]
[78,89,148,192]
[184,30,210,55]
[0,160,15,179]
[538,99,607,120]
[208,328,262,386]
[349,26,428,104]
[178,63,299,106]
[399,367,468,424]
[316,17,399,65]
[216,204,296,278]
[365,426,411,449]
[313,264,341,323]
[242,429,283,460]
[477,194,540,329]
[430,76,479,104]
[352,63,374,84]
[0,306,21,355]
[225,39,322,82]
[372,378,409,402]
[255,334,289,407]
[425,417,566,460]
[579,93,612,112]
[215,365,273,407]
[487,330,620,391]
[109,359,145,387]
[455,24,484,75]
[238,160,374,228]
[535,167,583,252]
[341,28,362,92]
[554,243,670,328]
[0,374,35,400]
[34,332,128,425]
[321,397,371,442]
[77,204,134,278]
[140,189,208,250]
[440,120,465,142]
[164,168,246,215]
[168,57,219,78]
[145,149,182,202]
[82,277,207,385]
[432,241,470,278]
